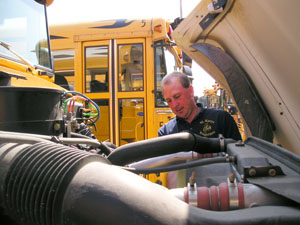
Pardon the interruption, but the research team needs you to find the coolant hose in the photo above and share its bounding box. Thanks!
[169,182,296,211]
[108,132,235,165]
[0,142,299,225]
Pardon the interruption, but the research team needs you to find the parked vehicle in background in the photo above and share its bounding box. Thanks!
[49,18,184,146]
[202,82,245,140]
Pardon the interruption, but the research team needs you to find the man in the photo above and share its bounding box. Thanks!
[158,72,241,141]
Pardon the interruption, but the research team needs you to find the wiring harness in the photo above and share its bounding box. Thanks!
[63,91,100,127]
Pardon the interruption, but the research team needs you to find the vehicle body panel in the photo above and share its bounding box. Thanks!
[173,0,300,154]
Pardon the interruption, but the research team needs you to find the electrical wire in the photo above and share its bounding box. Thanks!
[65,91,100,125]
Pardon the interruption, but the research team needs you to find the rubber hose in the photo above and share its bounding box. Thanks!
[0,130,102,148]
[125,156,231,174]
[108,132,234,166]
[70,132,94,139]
[0,133,52,144]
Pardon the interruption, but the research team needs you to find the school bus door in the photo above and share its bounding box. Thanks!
[79,39,147,146]
[115,39,146,146]
[78,40,111,144]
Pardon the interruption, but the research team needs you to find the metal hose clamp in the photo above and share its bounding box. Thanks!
[219,134,225,152]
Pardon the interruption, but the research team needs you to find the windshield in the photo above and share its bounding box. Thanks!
[0,0,52,70]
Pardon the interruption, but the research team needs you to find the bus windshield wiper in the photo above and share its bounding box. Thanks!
[0,40,35,73]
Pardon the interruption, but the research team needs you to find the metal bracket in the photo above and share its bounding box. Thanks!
[244,165,284,179]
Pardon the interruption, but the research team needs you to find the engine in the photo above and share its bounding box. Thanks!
[0,87,299,225]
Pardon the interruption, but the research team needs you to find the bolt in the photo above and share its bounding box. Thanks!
[54,123,61,131]
[268,168,276,177]
[248,168,256,176]
[189,171,196,186]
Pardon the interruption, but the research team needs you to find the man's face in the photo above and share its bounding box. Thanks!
[162,77,195,120]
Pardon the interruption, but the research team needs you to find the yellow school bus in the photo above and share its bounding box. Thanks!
[50,18,184,146]
[0,0,59,89]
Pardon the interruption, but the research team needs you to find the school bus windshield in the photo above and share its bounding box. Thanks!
[0,0,52,70]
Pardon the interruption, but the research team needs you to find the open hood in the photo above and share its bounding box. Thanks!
[172,0,300,155]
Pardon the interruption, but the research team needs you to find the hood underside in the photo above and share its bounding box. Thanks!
[173,0,300,155]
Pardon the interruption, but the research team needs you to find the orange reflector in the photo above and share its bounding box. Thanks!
[154,24,162,32]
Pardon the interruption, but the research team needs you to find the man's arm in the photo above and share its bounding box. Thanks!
[158,118,178,137]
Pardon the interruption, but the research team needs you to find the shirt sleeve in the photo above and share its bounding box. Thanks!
[158,125,166,136]
[223,111,242,141]
[158,118,178,137]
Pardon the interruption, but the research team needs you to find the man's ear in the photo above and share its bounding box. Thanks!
[189,85,194,97]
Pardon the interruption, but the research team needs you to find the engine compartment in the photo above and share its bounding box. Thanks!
[0,86,299,225]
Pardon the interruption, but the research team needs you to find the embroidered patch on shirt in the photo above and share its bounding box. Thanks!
[199,119,216,137]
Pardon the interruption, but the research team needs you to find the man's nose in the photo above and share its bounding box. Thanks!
[173,99,180,107]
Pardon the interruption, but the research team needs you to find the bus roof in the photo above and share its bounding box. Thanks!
[50,18,173,49]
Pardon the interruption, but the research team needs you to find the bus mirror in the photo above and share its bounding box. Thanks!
[183,65,192,77]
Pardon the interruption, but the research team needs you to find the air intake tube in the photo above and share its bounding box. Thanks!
[0,142,109,225]
[1,142,300,225]
[108,132,235,165]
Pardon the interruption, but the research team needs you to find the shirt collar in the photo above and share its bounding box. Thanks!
[176,103,204,122]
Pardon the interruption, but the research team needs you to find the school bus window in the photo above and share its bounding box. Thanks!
[154,41,180,107]
[165,47,179,73]
[1,1,51,69]
[119,98,145,145]
[53,49,75,90]
[92,99,110,142]
[154,41,168,107]
[85,46,109,93]
[118,44,144,92]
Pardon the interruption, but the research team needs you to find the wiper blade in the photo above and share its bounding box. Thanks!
[0,40,35,73]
